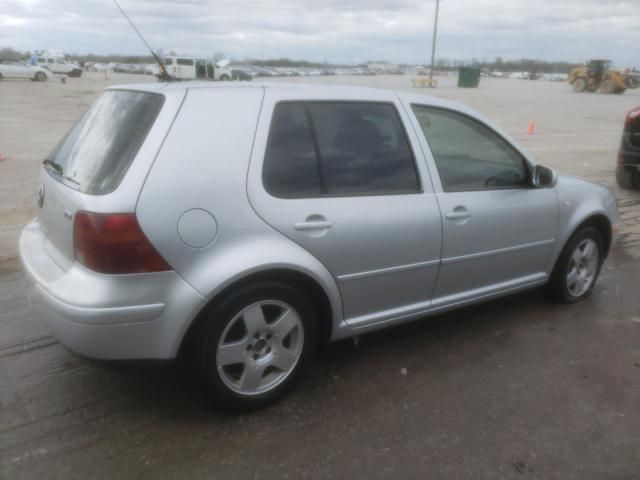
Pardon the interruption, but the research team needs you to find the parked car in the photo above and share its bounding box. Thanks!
[30,51,83,77]
[0,60,50,81]
[616,106,640,189]
[231,69,253,81]
[20,84,619,409]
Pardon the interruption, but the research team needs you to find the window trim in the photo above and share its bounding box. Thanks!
[411,104,533,193]
[262,100,424,199]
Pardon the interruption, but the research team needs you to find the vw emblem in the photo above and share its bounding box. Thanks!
[37,183,45,208]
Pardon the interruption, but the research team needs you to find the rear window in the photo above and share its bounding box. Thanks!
[45,90,164,195]
[263,101,420,198]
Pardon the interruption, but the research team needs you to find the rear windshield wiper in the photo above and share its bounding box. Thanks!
[42,158,80,186]
[42,158,63,174]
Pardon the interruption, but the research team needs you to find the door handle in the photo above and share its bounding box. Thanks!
[294,220,333,231]
[445,207,471,221]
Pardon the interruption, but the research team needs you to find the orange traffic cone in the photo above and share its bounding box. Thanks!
[527,120,536,135]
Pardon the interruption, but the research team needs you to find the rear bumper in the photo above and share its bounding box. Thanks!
[19,218,206,360]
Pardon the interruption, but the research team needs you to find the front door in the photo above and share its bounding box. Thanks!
[249,91,443,326]
[409,104,558,304]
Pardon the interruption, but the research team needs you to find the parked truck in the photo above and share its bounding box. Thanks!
[29,50,83,77]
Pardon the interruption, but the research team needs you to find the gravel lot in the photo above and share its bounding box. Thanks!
[1,73,639,479]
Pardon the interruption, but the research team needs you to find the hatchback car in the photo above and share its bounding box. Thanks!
[20,83,619,409]
[616,106,640,189]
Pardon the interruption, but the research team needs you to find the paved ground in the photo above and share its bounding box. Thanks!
[1,73,639,479]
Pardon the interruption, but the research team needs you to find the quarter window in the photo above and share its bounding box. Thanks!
[412,105,529,192]
[263,101,420,197]
[263,103,323,197]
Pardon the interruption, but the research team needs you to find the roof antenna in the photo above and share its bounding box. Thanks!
[112,0,173,81]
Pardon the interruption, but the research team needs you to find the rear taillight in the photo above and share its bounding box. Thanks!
[626,107,640,126]
[73,211,171,274]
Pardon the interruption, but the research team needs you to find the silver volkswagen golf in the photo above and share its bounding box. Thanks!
[20,83,619,409]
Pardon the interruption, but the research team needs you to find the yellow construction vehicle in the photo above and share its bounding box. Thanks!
[567,59,638,94]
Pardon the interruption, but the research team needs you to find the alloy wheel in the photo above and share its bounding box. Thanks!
[216,300,304,395]
[566,238,599,297]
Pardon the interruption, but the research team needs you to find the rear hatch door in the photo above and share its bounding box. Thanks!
[37,88,177,268]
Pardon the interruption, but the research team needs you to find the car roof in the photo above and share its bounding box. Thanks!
[107,81,467,110]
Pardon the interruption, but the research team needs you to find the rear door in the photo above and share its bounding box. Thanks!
[248,89,442,327]
[407,102,558,304]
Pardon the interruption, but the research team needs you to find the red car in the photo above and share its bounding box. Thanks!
[617,106,640,189]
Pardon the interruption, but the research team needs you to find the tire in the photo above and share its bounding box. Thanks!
[573,78,587,92]
[0,72,3,80]
[195,282,318,410]
[600,80,615,94]
[617,165,640,189]
[219,74,230,81]
[35,71,46,82]
[547,227,604,303]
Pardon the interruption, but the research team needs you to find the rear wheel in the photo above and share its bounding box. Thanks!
[195,283,318,410]
[573,78,587,92]
[548,227,603,303]
[35,71,46,81]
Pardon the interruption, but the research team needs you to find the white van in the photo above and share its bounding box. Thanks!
[30,51,83,77]
[162,56,231,81]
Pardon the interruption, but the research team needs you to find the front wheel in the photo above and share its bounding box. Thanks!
[219,74,230,81]
[548,227,604,303]
[600,80,615,94]
[195,283,318,410]
[573,78,587,92]
[35,71,47,81]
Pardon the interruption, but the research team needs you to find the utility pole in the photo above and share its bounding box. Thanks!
[429,0,440,83]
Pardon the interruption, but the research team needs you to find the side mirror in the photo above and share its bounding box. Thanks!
[532,165,558,188]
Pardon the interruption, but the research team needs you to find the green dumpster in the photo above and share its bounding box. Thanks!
[458,67,481,88]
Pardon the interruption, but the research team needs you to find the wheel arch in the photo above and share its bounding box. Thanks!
[178,268,336,359]
[574,213,612,258]
[555,213,612,268]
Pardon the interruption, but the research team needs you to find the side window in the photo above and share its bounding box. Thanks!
[263,103,323,197]
[307,102,420,195]
[164,58,174,65]
[177,58,194,66]
[47,58,54,63]
[263,101,420,198]
[412,105,529,192]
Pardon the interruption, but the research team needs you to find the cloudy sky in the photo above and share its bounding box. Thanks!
[1,0,638,66]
